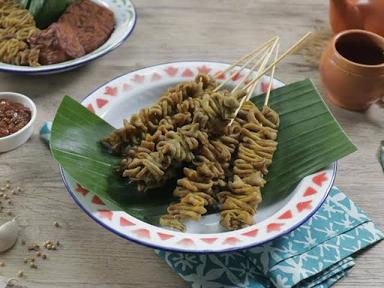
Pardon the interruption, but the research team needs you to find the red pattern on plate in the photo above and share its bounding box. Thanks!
[123,83,131,91]
[120,217,135,227]
[75,184,89,196]
[157,232,174,240]
[96,98,108,109]
[313,172,328,187]
[98,210,113,220]
[278,210,293,220]
[86,104,95,114]
[181,68,194,77]
[200,238,217,244]
[267,223,284,233]
[178,238,194,246]
[132,74,145,83]
[296,200,313,212]
[133,229,150,239]
[92,195,104,205]
[104,86,118,96]
[223,237,241,245]
[164,66,178,76]
[261,82,270,93]
[197,65,211,74]
[215,71,226,80]
[231,72,243,81]
[242,229,259,237]
[304,187,317,197]
[151,73,162,81]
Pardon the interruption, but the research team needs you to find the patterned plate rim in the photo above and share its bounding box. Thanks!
[59,61,337,253]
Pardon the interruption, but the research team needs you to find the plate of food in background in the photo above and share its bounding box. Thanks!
[0,0,136,75]
[50,37,357,252]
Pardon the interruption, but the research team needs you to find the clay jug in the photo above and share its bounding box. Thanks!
[329,0,384,37]
[320,30,384,111]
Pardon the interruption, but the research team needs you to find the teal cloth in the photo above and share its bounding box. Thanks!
[40,122,383,288]
[39,121,52,145]
[156,187,383,288]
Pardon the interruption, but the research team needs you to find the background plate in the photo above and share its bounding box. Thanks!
[0,0,136,75]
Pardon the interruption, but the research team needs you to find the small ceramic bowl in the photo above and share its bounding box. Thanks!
[0,92,37,153]
[0,0,136,75]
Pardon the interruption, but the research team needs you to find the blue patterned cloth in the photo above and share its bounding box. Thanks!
[40,122,383,288]
[156,187,383,288]
[39,121,52,145]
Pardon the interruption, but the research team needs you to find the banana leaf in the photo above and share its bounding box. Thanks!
[18,0,30,8]
[26,0,73,29]
[51,96,177,223]
[34,0,73,29]
[27,0,44,17]
[51,79,357,224]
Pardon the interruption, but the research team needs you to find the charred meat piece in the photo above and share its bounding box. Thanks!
[59,0,115,53]
[29,22,85,65]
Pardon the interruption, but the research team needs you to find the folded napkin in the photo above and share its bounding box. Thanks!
[40,122,383,288]
[156,187,383,288]
[39,121,52,145]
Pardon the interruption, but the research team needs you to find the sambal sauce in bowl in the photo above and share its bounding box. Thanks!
[0,92,36,153]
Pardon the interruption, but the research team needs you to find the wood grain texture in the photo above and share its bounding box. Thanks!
[0,0,383,287]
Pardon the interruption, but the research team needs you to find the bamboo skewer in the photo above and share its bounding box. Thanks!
[233,37,280,93]
[243,32,312,91]
[245,40,277,98]
[220,32,312,127]
[264,43,279,107]
[214,35,278,81]
[228,38,280,126]
[213,37,278,92]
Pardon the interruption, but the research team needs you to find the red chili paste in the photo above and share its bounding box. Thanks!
[0,99,31,137]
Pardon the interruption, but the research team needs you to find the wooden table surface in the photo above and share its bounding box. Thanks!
[0,0,383,287]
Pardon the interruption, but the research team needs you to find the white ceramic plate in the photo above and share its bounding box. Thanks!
[0,0,136,75]
[60,61,336,253]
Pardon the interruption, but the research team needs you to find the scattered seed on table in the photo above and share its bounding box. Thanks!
[5,184,10,189]
[36,252,42,257]
[23,258,28,264]
[17,271,24,277]
[56,241,60,247]
[0,262,4,267]
[17,187,22,192]
[7,211,12,216]
[0,193,3,197]
[28,243,39,251]
[21,240,26,245]
[54,222,60,228]
[0,188,4,192]
[11,190,16,195]
[42,254,47,260]
[4,195,9,200]
[7,200,12,205]
[30,258,35,263]
[30,263,37,269]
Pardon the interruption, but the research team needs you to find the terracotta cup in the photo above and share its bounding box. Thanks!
[320,29,384,111]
